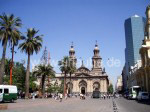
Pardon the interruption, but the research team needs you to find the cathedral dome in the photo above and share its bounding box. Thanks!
[70,47,75,52]
[69,42,75,53]
[94,43,99,51]
[94,46,99,50]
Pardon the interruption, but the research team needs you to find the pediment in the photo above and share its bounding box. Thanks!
[77,66,90,74]
[75,73,92,77]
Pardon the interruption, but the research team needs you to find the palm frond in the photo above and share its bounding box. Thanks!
[0,13,22,47]
[18,28,43,55]
[33,64,55,78]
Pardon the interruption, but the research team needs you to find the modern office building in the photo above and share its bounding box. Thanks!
[124,15,146,74]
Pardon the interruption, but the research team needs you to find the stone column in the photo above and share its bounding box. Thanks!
[102,79,104,93]
[89,79,92,92]
[72,80,76,93]
[77,80,79,93]
[103,79,106,93]
[100,79,103,93]
[105,79,108,93]
[87,79,91,93]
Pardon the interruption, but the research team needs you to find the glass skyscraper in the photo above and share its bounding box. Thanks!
[124,15,146,73]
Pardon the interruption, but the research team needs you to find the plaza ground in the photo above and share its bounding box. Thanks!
[0,97,150,112]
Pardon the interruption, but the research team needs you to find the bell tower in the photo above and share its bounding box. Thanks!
[69,42,77,66]
[92,41,102,73]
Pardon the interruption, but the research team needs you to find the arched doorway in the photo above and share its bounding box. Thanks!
[79,80,87,94]
[81,87,85,94]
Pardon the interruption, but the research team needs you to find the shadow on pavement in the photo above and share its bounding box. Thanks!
[0,101,17,104]
[136,100,150,105]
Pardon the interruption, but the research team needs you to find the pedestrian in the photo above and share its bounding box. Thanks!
[45,92,48,98]
[104,94,105,100]
[75,93,77,98]
[80,93,83,99]
[65,93,68,100]
[113,94,116,99]
[102,94,103,99]
[54,94,58,100]
[32,92,35,100]
[59,93,63,102]
[83,94,85,100]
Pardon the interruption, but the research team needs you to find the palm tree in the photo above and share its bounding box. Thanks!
[68,59,76,94]
[19,28,43,98]
[33,64,55,98]
[0,13,22,84]
[58,56,70,95]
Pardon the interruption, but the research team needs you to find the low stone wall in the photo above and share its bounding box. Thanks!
[0,104,8,110]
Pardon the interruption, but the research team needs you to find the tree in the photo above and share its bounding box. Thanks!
[3,59,37,92]
[19,28,43,98]
[68,59,76,94]
[4,59,11,77]
[58,80,64,93]
[3,59,11,84]
[11,62,26,91]
[33,64,55,98]
[29,73,37,93]
[47,81,62,94]
[0,13,22,84]
[58,56,70,95]
[108,84,114,94]
[3,59,26,90]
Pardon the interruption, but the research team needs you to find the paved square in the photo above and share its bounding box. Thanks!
[1,97,150,112]
[1,97,113,112]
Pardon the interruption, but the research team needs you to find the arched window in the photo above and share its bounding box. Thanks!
[93,82,100,91]
[79,80,87,87]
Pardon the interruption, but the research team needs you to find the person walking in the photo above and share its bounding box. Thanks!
[80,93,83,99]
[65,93,68,100]
[104,94,106,100]
[109,94,111,99]
[101,94,103,99]
[59,93,63,102]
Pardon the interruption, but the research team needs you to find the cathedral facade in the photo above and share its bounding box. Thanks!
[56,43,109,95]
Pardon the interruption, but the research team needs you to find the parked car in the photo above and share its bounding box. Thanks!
[124,91,129,99]
[137,92,149,101]
[0,85,18,102]
[92,91,100,98]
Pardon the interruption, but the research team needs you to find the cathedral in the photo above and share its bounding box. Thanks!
[56,42,109,95]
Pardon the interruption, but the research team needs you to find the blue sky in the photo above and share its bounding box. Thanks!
[0,0,149,86]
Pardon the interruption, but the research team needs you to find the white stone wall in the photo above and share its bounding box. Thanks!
[64,78,108,93]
